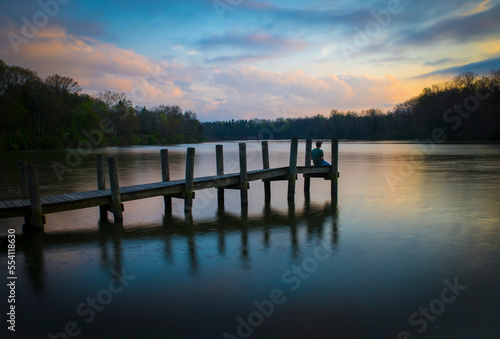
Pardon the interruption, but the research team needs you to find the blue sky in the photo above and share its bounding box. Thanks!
[1,0,500,121]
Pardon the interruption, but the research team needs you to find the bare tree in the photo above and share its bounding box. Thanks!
[95,90,129,108]
[45,74,82,94]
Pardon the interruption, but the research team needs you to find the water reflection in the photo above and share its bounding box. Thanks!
[22,232,45,291]
[2,142,500,338]
[97,220,124,275]
[6,199,339,291]
[216,209,226,256]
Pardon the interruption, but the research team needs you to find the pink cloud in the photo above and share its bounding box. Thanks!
[0,24,410,121]
[0,24,204,109]
[208,66,409,119]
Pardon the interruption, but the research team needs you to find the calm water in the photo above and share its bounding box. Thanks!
[1,141,500,338]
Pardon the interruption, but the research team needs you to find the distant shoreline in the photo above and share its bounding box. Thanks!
[2,139,499,152]
[203,138,500,144]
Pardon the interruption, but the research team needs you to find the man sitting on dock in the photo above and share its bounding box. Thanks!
[311,141,330,166]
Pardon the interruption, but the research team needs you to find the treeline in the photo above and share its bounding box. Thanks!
[203,70,500,141]
[0,59,203,150]
[2,58,499,150]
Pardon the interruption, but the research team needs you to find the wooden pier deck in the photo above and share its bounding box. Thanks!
[0,138,339,232]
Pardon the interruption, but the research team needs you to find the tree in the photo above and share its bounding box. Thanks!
[95,90,129,108]
[45,74,82,94]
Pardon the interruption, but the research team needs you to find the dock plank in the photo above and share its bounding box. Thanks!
[91,190,110,196]
[61,193,81,202]
[47,195,71,203]
[297,166,331,174]
[77,191,100,199]
[72,192,93,200]
[71,193,97,202]
[42,196,57,204]
[11,200,27,208]
[4,201,16,208]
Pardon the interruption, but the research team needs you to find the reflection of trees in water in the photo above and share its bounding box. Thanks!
[8,199,339,290]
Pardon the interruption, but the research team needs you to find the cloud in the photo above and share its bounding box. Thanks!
[0,24,210,112]
[198,32,305,51]
[0,22,410,122]
[461,0,493,16]
[197,31,308,64]
[423,58,455,66]
[415,56,500,78]
[207,66,409,120]
[396,3,500,46]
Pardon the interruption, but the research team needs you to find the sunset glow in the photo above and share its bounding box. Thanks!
[1,0,499,120]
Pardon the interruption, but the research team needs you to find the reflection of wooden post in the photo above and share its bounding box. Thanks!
[26,164,44,231]
[216,145,224,208]
[331,138,339,198]
[107,157,123,220]
[239,143,248,205]
[287,137,298,201]
[304,139,312,195]
[184,148,195,213]
[161,149,172,214]
[96,154,108,222]
[261,141,270,201]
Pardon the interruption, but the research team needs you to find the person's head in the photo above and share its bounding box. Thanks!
[316,141,323,148]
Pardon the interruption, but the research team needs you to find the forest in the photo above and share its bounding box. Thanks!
[0,60,203,150]
[203,70,500,141]
[1,58,499,151]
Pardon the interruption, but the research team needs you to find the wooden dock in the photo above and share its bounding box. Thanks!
[0,138,339,232]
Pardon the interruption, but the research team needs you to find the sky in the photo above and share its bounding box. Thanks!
[1,0,500,121]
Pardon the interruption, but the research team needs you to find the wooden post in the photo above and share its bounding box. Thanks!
[18,160,31,227]
[184,148,195,213]
[304,139,312,195]
[18,161,29,199]
[261,141,270,201]
[331,138,339,198]
[25,164,44,231]
[216,145,224,208]
[107,157,123,221]
[96,154,108,222]
[239,143,248,205]
[288,137,298,201]
[161,149,172,214]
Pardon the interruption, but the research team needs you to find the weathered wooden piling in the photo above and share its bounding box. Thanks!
[261,141,271,201]
[304,139,312,195]
[288,137,298,201]
[184,148,195,213]
[239,143,248,205]
[18,160,32,227]
[18,161,29,199]
[216,145,225,208]
[25,164,44,230]
[107,157,123,221]
[161,149,172,213]
[331,138,339,198]
[96,154,108,222]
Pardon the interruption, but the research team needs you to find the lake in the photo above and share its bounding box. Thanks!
[1,140,500,338]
